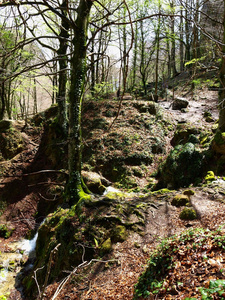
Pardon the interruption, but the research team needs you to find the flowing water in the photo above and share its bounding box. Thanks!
[0,230,40,297]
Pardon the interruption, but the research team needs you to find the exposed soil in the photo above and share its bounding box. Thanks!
[0,88,225,299]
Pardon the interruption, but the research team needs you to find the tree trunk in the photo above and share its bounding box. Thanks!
[170,0,177,77]
[179,7,184,72]
[57,0,69,135]
[219,0,225,131]
[155,5,161,97]
[67,0,93,205]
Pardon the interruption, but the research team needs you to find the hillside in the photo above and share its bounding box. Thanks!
[0,85,225,299]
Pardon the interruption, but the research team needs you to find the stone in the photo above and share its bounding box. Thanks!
[212,131,225,155]
[82,171,111,194]
[171,194,189,207]
[172,97,189,110]
[179,208,197,220]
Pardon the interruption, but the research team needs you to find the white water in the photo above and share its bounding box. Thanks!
[103,186,122,195]
[0,220,45,296]
[20,232,38,254]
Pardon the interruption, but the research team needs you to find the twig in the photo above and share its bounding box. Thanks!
[0,169,68,178]
[40,243,61,300]
[32,266,45,299]
[19,209,33,229]
[28,182,65,187]
[38,193,62,202]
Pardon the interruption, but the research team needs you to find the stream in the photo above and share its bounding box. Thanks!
[0,230,39,298]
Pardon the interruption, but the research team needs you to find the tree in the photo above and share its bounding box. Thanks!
[219,0,225,131]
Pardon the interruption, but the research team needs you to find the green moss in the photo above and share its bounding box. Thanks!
[171,194,189,207]
[101,238,112,254]
[0,224,14,238]
[152,188,173,195]
[205,171,215,183]
[158,142,204,189]
[183,189,195,196]
[112,225,128,242]
[214,131,225,145]
[179,208,197,220]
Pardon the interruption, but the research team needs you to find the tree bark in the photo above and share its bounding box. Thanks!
[67,0,93,205]
[57,0,69,135]
[219,0,225,131]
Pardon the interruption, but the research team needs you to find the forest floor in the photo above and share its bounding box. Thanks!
[1,87,225,299]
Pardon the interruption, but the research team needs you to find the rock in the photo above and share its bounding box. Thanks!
[205,171,216,183]
[132,100,157,115]
[157,142,204,189]
[171,194,189,207]
[82,171,111,194]
[122,94,133,100]
[171,124,200,146]
[172,97,189,110]
[212,131,225,155]
[101,238,112,253]
[112,225,128,242]
[179,207,197,220]
[183,189,195,196]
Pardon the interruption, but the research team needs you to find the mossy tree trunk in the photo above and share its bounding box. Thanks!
[67,0,93,205]
[219,0,225,132]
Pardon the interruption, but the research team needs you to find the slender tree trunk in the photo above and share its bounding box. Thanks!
[67,0,93,205]
[185,0,191,62]
[33,78,37,115]
[180,7,184,72]
[166,31,171,78]
[155,5,161,97]
[90,32,95,96]
[219,0,225,131]
[170,0,177,77]
[57,0,69,135]
[132,21,138,89]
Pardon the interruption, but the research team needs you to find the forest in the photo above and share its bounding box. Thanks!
[0,0,225,299]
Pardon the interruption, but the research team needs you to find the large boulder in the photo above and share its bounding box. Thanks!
[172,97,189,110]
[82,171,111,194]
[157,142,204,189]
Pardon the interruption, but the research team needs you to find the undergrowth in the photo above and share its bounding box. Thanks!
[134,226,225,299]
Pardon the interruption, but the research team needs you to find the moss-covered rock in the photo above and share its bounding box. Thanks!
[171,194,189,207]
[171,124,200,147]
[179,207,197,220]
[212,131,225,155]
[132,101,158,115]
[112,225,128,242]
[205,171,216,183]
[101,238,112,254]
[157,143,204,189]
[82,171,110,194]
[183,189,195,196]
[0,121,24,160]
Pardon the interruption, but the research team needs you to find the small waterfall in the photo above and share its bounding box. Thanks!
[20,232,38,255]
[19,219,45,256]
[0,259,9,284]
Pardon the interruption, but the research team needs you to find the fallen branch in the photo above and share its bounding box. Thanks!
[0,169,68,178]
[28,182,65,187]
